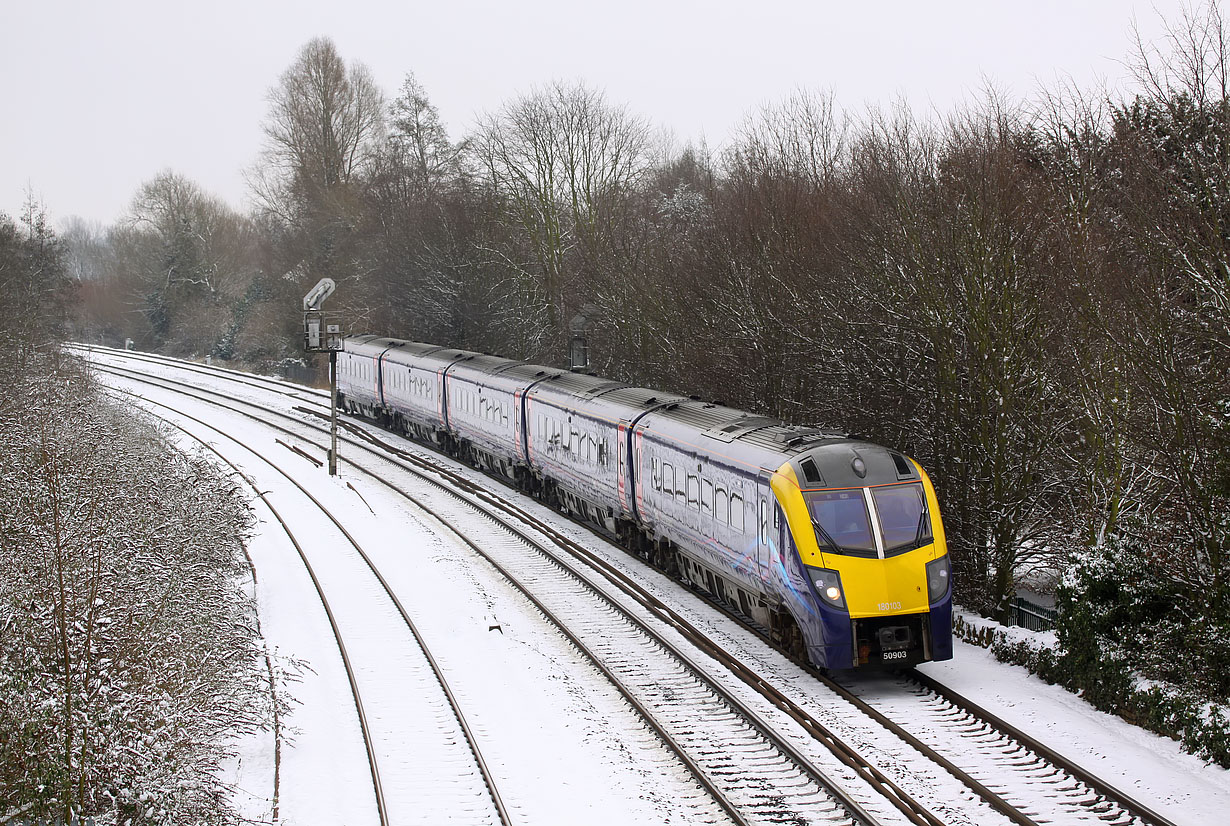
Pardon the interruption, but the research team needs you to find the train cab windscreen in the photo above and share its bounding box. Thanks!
[872,483,931,555]
[804,490,876,557]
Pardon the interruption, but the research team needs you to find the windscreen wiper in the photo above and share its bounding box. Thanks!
[913,510,930,549]
[811,518,843,554]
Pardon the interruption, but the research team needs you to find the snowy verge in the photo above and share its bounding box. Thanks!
[949,605,1230,769]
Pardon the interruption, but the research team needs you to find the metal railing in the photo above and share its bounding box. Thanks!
[1011,597,1057,632]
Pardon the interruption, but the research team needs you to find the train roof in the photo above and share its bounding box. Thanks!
[375,339,447,363]
[348,334,855,462]
[529,373,692,421]
[447,352,522,376]
[498,362,564,383]
[650,400,841,446]
[343,334,394,355]
[535,370,625,398]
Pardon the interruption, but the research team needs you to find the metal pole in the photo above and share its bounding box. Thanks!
[329,349,338,476]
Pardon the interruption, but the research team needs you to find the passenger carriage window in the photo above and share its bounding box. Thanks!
[715,488,728,524]
[686,475,699,509]
[651,457,662,490]
[758,499,768,544]
[731,494,744,532]
[662,463,674,496]
[701,479,713,516]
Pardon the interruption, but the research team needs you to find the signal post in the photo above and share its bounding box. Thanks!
[303,278,343,475]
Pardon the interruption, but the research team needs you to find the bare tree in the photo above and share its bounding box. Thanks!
[387,71,465,202]
[0,199,70,366]
[99,172,261,356]
[471,80,652,356]
[727,88,850,191]
[249,37,385,225]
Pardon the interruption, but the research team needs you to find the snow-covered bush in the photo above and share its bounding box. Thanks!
[955,578,1230,768]
[0,353,271,823]
[1054,528,1230,765]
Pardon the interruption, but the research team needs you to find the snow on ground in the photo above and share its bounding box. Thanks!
[85,347,1230,826]
[917,641,1230,826]
[96,365,723,826]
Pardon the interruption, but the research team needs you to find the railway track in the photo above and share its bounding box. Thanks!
[856,671,1180,826]
[77,345,1185,826]
[87,351,895,826]
[94,385,512,826]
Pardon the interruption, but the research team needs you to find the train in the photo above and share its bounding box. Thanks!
[336,335,953,670]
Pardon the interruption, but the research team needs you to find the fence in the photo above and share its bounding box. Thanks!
[1011,596,1058,632]
[279,362,324,387]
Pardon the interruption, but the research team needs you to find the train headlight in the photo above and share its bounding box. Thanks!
[805,566,847,611]
[926,555,951,603]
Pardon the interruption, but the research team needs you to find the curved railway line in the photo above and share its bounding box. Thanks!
[95,385,513,826]
[87,352,888,826]
[75,344,1183,826]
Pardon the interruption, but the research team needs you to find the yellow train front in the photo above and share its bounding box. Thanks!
[769,443,952,669]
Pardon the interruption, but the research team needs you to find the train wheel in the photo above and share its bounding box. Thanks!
[772,611,807,661]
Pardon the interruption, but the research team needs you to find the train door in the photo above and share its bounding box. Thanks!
[437,367,450,430]
[756,473,773,586]
[617,422,630,515]
[631,427,646,522]
[373,352,385,406]
[513,389,525,462]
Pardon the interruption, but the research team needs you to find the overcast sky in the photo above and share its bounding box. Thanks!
[0,0,1207,229]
